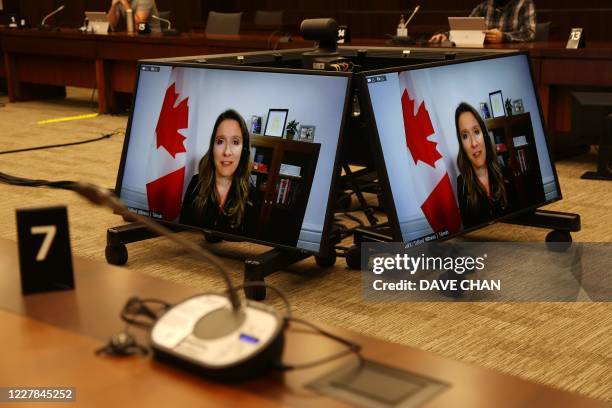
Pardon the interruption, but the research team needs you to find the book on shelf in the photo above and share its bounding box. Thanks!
[279,163,301,178]
[274,178,300,206]
[516,148,528,173]
[512,135,528,147]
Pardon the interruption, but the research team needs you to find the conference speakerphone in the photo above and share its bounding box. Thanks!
[151,293,284,381]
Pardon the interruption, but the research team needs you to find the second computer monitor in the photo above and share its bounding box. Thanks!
[363,52,561,246]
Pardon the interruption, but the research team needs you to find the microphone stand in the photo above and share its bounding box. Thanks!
[152,14,179,36]
[39,5,65,31]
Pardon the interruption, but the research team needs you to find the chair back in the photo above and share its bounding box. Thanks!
[254,10,283,26]
[206,11,242,35]
[535,21,551,42]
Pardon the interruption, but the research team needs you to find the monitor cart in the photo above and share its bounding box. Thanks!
[105,222,343,301]
[345,209,581,270]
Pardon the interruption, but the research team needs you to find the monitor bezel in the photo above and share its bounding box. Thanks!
[359,50,563,243]
[114,61,353,256]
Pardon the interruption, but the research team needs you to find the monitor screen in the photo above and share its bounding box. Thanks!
[364,52,561,246]
[116,63,350,254]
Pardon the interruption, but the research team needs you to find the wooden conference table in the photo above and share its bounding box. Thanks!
[0,237,607,407]
[2,28,612,141]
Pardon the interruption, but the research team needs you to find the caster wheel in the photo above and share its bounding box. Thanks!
[105,244,128,265]
[546,230,572,252]
[346,245,361,269]
[204,232,222,243]
[315,248,337,267]
[244,282,266,301]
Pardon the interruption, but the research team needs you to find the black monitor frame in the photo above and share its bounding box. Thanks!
[114,61,352,257]
[358,50,563,243]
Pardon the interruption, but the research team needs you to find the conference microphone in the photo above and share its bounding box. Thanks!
[388,5,420,45]
[152,14,179,36]
[405,5,420,27]
[39,5,65,31]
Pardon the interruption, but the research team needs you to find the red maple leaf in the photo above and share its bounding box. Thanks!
[155,83,189,158]
[401,89,441,168]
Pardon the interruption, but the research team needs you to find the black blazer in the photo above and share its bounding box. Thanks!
[457,172,513,229]
[179,175,258,236]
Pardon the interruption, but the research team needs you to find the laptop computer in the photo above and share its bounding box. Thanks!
[85,11,109,35]
[448,17,486,47]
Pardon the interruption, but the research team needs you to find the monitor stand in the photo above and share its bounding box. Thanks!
[105,223,340,300]
[346,209,581,270]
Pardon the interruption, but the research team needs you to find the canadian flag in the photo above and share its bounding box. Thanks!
[399,71,462,234]
[145,67,200,221]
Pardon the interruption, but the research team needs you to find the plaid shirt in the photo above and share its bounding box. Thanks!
[470,0,536,42]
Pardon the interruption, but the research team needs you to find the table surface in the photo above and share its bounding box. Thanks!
[0,238,607,408]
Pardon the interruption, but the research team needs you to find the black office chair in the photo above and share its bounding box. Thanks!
[205,11,242,35]
[254,10,283,26]
[535,21,551,42]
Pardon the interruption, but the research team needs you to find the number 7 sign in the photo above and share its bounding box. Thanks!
[16,206,74,294]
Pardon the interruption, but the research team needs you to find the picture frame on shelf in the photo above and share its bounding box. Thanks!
[250,115,262,134]
[479,102,491,119]
[489,90,505,118]
[264,109,288,137]
[512,99,524,114]
[298,125,316,142]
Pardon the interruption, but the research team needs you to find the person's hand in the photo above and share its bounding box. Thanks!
[483,29,503,43]
[429,33,448,43]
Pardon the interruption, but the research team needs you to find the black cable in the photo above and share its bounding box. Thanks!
[228,282,293,320]
[0,129,123,155]
[120,297,173,329]
[276,316,362,371]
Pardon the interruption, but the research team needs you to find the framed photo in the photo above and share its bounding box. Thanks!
[298,125,316,142]
[512,99,524,114]
[264,109,288,137]
[250,115,262,134]
[479,102,491,119]
[489,90,505,118]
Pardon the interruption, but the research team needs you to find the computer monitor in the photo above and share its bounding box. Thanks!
[115,63,351,254]
[362,52,562,246]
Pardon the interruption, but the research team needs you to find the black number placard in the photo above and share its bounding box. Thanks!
[566,28,585,49]
[16,206,74,295]
[337,25,351,44]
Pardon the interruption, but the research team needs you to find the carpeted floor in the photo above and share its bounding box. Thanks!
[0,88,610,402]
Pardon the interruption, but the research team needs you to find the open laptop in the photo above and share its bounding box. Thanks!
[85,11,109,35]
[448,17,486,47]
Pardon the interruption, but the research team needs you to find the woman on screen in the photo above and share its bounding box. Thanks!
[455,102,510,228]
[180,109,256,234]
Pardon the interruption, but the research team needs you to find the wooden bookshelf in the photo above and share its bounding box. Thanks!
[250,135,321,245]
[485,112,546,209]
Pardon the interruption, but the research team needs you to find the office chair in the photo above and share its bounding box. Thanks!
[205,11,242,35]
[254,10,283,26]
[535,21,551,42]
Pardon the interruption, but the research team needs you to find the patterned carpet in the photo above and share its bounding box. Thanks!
[0,89,610,402]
